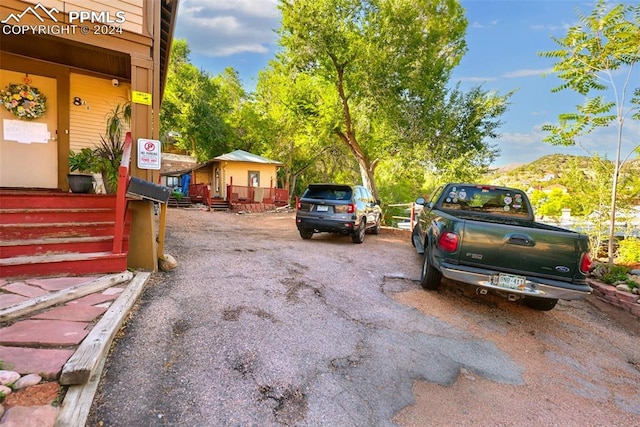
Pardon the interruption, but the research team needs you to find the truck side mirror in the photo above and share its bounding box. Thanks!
[415,197,426,205]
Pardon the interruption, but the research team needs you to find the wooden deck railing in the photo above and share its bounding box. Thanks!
[112,131,132,254]
[189,183,210,204]
[227,184,289,208]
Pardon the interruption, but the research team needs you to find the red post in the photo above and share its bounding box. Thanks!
[112,132,132,254]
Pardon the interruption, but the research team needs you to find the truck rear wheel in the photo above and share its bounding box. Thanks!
[523,297,558,311]
[299,229,314,240]
[420,250,442,290]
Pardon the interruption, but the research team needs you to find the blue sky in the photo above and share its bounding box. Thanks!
[174,0,639,167]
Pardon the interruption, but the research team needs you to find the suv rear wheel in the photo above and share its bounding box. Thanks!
[369,215,381,235]
[352,221,365,243]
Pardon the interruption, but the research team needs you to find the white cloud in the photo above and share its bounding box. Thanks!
[457,76,497,83]
[491,118,640,167]
[503,68,552,78]
[176,0,280,57]
[529,22,572,32]
[469,19,499,29]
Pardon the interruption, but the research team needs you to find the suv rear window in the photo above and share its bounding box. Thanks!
[302,185,352,201]
[440,185,531,219]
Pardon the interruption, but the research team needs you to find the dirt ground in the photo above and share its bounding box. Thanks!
[87,208,640,426]
[391,285,640,426]
[274,210,640,426]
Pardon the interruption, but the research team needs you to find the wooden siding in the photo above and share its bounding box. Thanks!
[194,168,212,186]
[20,0,144,34]
[69,73,130,152]
[223,162,279,188]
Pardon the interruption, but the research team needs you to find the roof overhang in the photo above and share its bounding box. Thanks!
[0,0,179,99]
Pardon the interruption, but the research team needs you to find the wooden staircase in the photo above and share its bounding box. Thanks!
[209,198,230,211]
[0,191,130,279]
[167,195,193,208]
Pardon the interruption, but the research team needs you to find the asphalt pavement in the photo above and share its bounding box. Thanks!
[87,210,524,426]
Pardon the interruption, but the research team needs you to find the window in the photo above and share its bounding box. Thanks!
[248,171,260,187]
[166,176,179,188]
[441,185,531,218]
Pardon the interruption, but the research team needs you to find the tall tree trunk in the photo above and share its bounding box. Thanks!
[333,59,379,199]
[607,125,624,264]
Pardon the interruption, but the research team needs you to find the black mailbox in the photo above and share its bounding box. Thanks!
[126,177,171,203]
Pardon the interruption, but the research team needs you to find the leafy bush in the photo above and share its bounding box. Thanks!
[617,238,640,264]
[601,264,631,285]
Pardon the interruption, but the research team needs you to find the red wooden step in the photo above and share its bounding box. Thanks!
[0,222,117,240]
[0,252,128,279]
[0,209,116,225]
[0,193,116,209]
[0,236,129,258]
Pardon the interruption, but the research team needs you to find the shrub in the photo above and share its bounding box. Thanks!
[617,238,640,264]
[601,264,631,285]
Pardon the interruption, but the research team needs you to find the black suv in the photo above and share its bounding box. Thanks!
[295,184,382,243]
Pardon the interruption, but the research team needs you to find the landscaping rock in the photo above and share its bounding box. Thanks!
[0,385,12,397]
[615,284,631,292]
[0,371,20,387]
[13,374,42,390]
[159,254,178,271]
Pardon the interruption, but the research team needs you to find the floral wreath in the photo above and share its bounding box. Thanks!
[1,80,47,120]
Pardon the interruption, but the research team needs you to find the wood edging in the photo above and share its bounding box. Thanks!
[55,271,151,426]
[0,271,134,322]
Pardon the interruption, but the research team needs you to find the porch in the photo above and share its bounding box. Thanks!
[0,133,166,279]
[180,183,290,211]
[0,190,130,278]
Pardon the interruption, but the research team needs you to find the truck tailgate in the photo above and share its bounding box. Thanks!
[459,220,584,281]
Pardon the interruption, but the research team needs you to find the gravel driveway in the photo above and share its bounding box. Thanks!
[88,209,640,426]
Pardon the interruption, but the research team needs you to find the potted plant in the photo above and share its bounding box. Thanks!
[67,147,95,193]
[92,102,131,194]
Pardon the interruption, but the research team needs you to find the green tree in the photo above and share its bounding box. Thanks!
[160,39,233,161]
[252,63,352,198]
[530,188,574,219]
[539,0,640,263]
[277,0,468,199]
[410,84,512,185]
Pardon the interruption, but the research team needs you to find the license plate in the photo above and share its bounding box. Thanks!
[316,205,329,212]
[496,273,526,290]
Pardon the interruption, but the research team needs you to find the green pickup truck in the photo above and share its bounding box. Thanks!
[412,183,593,311]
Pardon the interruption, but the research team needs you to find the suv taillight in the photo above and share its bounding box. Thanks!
[335,204,355,214]
[438,232,459,252]
[579,252,592,274]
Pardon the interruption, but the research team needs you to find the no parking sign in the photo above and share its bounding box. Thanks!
[137,138,161,170]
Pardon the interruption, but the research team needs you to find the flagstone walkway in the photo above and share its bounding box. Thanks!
[0,274,136,426]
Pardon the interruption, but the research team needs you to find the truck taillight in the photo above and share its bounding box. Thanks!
[438,232,459,252]
[580,252,592,274]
